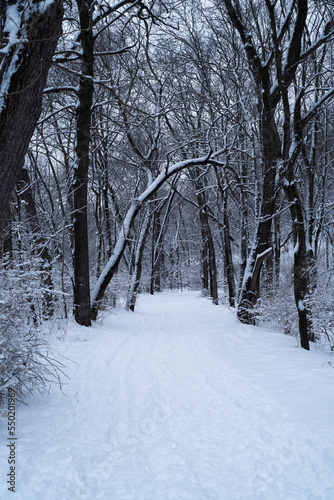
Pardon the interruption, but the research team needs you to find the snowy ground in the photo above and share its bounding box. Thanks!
[1,291,334,499]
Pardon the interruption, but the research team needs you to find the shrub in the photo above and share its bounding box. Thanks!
[0,257,65,399]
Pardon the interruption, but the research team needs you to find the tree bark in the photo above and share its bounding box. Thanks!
[72,0,94,326]
[150,206,164,294]
[0,0,63,226]
[283,179,311,350]
[127,209,151,311]
[222,188,236,307]
[190,167,218,304]
[199,208,218,304]
[214,167,236,307]
[238,248,273,325]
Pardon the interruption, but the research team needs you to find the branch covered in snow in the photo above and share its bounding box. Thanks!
[91,150,213,317]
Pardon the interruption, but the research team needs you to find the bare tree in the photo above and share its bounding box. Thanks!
[217,0,334,348]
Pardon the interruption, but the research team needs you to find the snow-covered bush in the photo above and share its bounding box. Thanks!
[0,257,64,399]
[254,249,334,350]
[254,257,299,340]
[255,287,299,339]
[0,322,62,398]
[307,265,334,351]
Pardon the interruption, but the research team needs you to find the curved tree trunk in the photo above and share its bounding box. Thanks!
[91,154,211,320]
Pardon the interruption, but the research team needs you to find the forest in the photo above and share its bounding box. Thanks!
[0,0,334,395]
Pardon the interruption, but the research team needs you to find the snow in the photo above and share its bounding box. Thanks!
[0,0,57,112]
[1,291,334,499]
[0,51,20,113]
[3,5,21,50]
[298,299,305,311]
[1,0,56,55]
[256,247,273,260]
[294,237,299,254]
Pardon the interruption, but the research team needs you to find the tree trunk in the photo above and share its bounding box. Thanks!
[0,0,63,224]
[222,0,309,324]
[273,202,281,289]
[199,207,218,304]
[238,248,273,325]
[214,167,236,307]
[127,209,151,311]
[237,99,282,321]
[190,167,218,304]
[72,0,94,326]
[222,189,236,307]
[150,207,164,294]
[283,179,312,350]
[201,230,209,294]
[91,200,142,320]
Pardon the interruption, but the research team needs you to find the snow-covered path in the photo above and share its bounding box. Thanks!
[1,291,334,499]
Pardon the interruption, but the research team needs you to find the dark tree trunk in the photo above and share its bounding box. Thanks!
[201,232,209,294]
[190,167,218,304]
[150,207,164,294]
[72,0,94,326]
[222,189,236,307]
[199,208,218,304]
[238,248,273,325]
[238,107,281,322]
[214,167,236,307]
[273,203,281,289]
[0,0,63,225]
[127,210,151,312]
[283,180,312,350]
[222,0,309,324]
